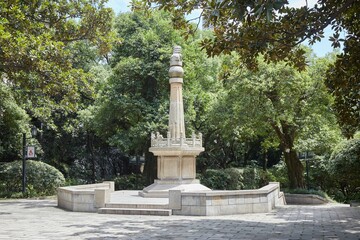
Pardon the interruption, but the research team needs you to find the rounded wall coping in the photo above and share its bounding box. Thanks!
[58,182,114,193]
[181,183,280,197]
[58,188,96,195]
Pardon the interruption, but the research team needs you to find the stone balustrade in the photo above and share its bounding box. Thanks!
[57,181,114,212]
[169,182,286,216]
[151,132,203,148]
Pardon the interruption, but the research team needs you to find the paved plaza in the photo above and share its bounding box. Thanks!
[0,199,359,240]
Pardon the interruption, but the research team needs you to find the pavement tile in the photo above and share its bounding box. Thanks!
[0,200,360,239]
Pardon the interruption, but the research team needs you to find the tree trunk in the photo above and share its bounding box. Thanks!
[270,121,305,189]
[283,150,305,189]
[143,151,156,185]
[87,131,96,183]
[262,150,268,171]
[142,139,157,185]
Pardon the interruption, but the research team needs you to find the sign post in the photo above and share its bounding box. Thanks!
[22,126,37,195]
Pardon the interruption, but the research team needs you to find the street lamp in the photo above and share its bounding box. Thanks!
[22,126,37,194]
[299,151,314,190]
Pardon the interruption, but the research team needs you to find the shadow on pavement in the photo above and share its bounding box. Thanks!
[64,205,360,240]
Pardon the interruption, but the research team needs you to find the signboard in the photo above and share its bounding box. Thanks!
[26,146,36,158]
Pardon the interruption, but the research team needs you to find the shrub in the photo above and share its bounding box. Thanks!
[328,138,360,202]
[242,165,276,189]
[198,168,243,190]
[268,161,289,188]
[114,174,146,190]
[0,160,65,198]
[308,156,334,191]
[242,166,259,189]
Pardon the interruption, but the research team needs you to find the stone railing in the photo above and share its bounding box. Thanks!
[57,181,114,212]
[151,132,202,147]
[169,182,286,216]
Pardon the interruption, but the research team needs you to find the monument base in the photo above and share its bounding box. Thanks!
[139,179,211,198]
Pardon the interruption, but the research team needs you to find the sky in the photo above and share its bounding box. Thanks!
[105,0,337,57]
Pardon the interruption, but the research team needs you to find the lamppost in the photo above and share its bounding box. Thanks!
[299,151,314,190]
[22,126,37,194]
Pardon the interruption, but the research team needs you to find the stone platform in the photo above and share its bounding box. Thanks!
[57,182,286,216]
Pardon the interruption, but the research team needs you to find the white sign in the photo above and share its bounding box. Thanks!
[26,146,36,158]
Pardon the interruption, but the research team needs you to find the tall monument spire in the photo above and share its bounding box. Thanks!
[168,46,185,139]
[140,45,210,198]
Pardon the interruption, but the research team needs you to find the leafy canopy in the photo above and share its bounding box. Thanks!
[0,0,116,114]
[134,0,360,136]
[211,53,341,188]
[328,137,360,201]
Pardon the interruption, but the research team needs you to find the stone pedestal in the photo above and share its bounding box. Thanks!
[139,145,211,198]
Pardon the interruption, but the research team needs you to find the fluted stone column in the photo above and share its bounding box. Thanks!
[139,46,211,198]
[168,46,185,140]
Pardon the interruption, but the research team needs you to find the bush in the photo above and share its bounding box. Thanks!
[0,160,65,198]
[198,168,243,190]
[328,138,360,202]
[114,174,146,190]
[241,163,277,189]
[268,161,289,188]
[308,156,334,191]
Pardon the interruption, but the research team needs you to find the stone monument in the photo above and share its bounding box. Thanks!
[139,46,211,198]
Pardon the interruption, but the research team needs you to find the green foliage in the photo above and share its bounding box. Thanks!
[114,174,146,190]
[268,161,290,188]
[0,160,65,198]
[328,138,360,202]
[212,55,340,188]
[325,6,360,137]
[138,0,359,137]
[0,83,30,162]
[242,166,260,189]
[242,164,276,189]
[91,11,221,183]
[198,168,243,190]
[93,11,180,151]
[326,48,360,138]
[0,0,116,118]
[138,1,359,70]
[308,156,335,192]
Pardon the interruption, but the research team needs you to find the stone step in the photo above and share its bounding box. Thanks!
[98,207,172,216]
[105,203,169,209]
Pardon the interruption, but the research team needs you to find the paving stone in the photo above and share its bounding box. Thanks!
[0,200,359,239]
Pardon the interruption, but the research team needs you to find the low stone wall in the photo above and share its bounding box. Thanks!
[285,193,328,205]
[170,182,285,216]
[57,182,114,212]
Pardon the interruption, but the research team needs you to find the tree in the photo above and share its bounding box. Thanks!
[91,11,221,183]
[91,11,180,183]
[213,54,341,189]
[328,137,360,202]
[0,82,29,162]
[326,48,360,138]
[0,0,116,117]
[134,0,360,137]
